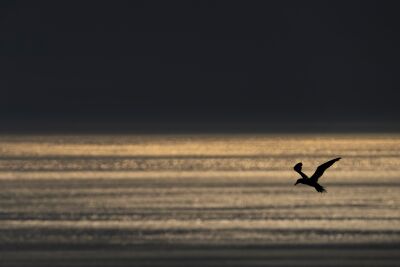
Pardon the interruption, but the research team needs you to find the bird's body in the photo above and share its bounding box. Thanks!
[293,157,341,193]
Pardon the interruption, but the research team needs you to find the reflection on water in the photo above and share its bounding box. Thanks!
[1,134,400,265]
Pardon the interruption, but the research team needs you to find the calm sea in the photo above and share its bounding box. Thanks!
[1,134,399,266]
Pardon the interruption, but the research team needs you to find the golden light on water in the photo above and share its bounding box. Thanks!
[1,134,400,265]
[0,134,399,157]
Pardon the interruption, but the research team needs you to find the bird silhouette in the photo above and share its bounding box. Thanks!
[293,157,341,193]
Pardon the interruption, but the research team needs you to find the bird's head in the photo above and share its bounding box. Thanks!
[294,178,303,185]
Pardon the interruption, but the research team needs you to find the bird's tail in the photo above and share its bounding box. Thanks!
[315,184,326,193]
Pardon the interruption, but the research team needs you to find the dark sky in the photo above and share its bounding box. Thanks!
[1,1,399,132]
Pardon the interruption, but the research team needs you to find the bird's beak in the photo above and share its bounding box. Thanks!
[294,181,299,186]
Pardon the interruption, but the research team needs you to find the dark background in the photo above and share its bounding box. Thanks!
[1,1,399,132]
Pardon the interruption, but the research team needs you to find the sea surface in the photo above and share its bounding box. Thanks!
[0,134,399,266]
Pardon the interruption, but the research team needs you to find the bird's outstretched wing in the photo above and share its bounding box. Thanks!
[293,162,308,179]
[310,157,341,182]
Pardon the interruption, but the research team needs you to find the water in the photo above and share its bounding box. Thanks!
[1,134,400,266]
